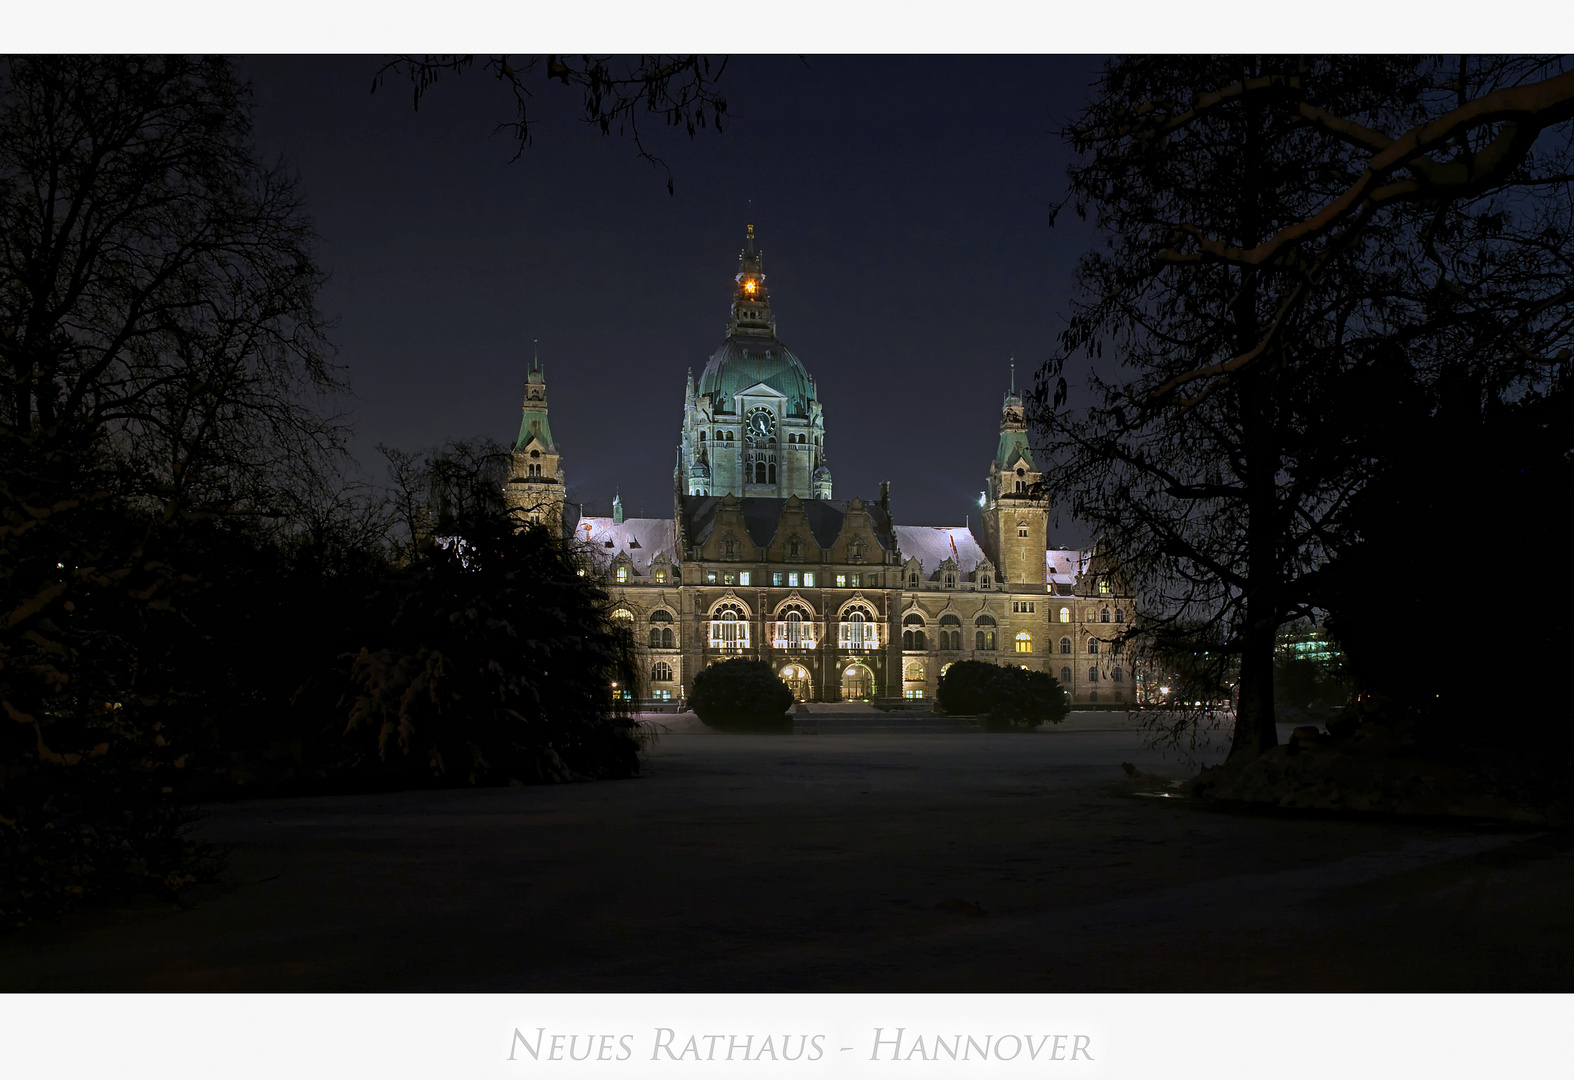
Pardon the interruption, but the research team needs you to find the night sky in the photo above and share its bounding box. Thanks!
[238,56,1106,544]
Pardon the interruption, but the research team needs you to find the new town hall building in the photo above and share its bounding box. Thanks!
[504,227,1135,705]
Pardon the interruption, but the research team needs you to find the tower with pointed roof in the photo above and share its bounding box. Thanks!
[979,364,1048,588]
[679,224,829,499]
[504,341,566,534]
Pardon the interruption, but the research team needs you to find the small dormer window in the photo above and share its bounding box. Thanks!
[603,539,614,548]
[980,575,991,589]
[616,566,629,583]
[943,573,956,589]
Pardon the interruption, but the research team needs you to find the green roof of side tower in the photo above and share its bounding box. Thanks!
[514,341,555,451]
[695,224,817,417]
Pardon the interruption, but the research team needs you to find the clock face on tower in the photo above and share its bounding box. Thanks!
[747,407,776,442]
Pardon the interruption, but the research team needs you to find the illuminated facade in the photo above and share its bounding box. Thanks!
[508,227,1133,704]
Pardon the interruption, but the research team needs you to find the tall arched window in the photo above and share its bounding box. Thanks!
[1060,666,1072,684]
[650,609,675,649]
[1059,607,1071,624]
[709,603,750,651]
[902,612,926,651]
[1088,639,1100,655]
[775,606,815,650]
[1111,667,1124,684]
[1060,637,1072,654]
[974,613,997,651]
[1015,631,1033,654]
[1088,666,1100,682]
[1100,607,1111,623]
[651,661,673,682]
[939,614,962,651]
[841,607,876,651]
[1115,608,1126,623]
[907,571,920,588]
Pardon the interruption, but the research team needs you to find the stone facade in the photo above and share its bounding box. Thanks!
[507,227,1138,705]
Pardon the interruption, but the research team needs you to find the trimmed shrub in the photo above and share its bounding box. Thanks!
[938,662,1069,731]
[935,660,999,716]
[691,659,795,732]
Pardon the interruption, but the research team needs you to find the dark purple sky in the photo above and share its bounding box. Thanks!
[238,55,1105,544]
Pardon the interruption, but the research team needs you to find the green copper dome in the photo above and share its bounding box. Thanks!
[696,338,815,416]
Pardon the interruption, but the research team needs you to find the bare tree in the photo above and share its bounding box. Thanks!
[373,55,729,193]
[1034,56,1574,766]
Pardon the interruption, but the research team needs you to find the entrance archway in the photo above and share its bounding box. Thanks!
[841,663,873,701]
[780,664,811,702]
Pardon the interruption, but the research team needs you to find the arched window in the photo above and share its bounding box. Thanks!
[975,613,997,651]
[1014,480,1025,493]
[1017,521,1029,538]
[650,627,662,648]
[1111,667,1124,684]
[1088,666,1100,682]
[1060,666,1072,684]
[1015,631,1033,654]
[1115,608,1126,623]
[904,661,925,682]
[651,661,673,682]
[650,609,674,623]
[768,456,777,484]
[1088,639,1100,655]
[943,572,956,589]
[616,565,629,583]
[907,571,920,588]
[1059,607,1071,624]
[1089,690,1099,703]
[611,608,634,625]
[841,607,876,651]
[1100,607,1111,623]
[775,607,815,650]
[939,614,962,651]
[709,602,750,651]
[755,459,766,483]
[1059,637,1072,654]
[902,612,926,651]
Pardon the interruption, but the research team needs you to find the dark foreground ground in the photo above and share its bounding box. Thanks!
[3,713,1571,991]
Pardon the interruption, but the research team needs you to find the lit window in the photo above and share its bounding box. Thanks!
[615,566,628,583]
[836,574,847,588]
[849,574,861,588]
[1015,631,1033,654]
[724,572,736,586]
[803,572,816,587]
[705,571,717,584]
[788,572,800,587]
[772,572,784,586]
[655,571,666,583]
[611,608,634,623]
[740,572,751,586]
[1059,607,1070,623]
[1098,579,1112,595]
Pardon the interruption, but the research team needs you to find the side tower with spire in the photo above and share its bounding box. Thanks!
[979,362,1049,588]
[504,341,566,535]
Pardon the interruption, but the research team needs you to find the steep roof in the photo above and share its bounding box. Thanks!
[678,496,894,552]
[571,516,677,575]
[895,526,990,576]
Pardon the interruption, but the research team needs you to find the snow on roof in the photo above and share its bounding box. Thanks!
[573,516,676,576]
[1047,548,1085,585]
[895,526,989,576]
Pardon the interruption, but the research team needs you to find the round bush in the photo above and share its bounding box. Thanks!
[938,661,1069,731]
[690,659,795,732]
